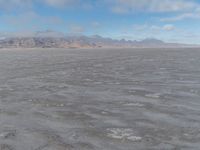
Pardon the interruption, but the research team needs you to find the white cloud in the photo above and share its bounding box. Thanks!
[163,24,175,31]
[161,12,200,22]
[0,0,199,13]
[0,30,65,38]
[43,0,77,7]
[69,24,85,34]
[34,30,65,37]
[0,0,32,11]
[0,11,65,30]
[109,0,199,13]
[196,7,200,13]
[133,24,175,32]
[0,0,199,15]
[0,0,81,10]
[150,25,161,31]
[111,6,129,14]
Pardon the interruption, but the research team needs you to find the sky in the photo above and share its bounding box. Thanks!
[0,0,200,44]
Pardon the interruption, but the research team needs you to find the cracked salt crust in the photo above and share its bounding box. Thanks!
[107,128,142,142]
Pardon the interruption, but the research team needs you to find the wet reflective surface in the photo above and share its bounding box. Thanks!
[0,48,200,150]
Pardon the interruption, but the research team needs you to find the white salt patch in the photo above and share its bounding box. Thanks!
[0,131,16,139]
[0,133,5,138]
[114,82,121,85]
[127,136,142,141]
[145,93,161,98]
[123,103,144,107]
[101,111,108,114]
[56,104,65,107]
[85,79,93,81]
[60,104,65,107]
[190,89,198,94]
[107,128,142,142]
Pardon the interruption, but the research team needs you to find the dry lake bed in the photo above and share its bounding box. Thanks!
[0,48,200,150]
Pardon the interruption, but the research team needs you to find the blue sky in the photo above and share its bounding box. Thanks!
[0,0,200,44]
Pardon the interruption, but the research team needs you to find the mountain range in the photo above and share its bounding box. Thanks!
[0,34,198,49]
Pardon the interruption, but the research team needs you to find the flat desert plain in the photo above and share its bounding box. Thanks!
[0,48,200,150]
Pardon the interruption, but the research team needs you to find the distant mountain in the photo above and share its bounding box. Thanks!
[0,36,198,48]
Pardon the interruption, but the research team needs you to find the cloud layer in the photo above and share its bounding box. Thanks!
[109,0,199,13]
[0,0,80,10]
[0,0,199,12]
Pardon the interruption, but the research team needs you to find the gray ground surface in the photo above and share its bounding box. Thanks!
[0,48,200,150]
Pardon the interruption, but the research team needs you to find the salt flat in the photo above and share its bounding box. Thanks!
[0,48,200,150]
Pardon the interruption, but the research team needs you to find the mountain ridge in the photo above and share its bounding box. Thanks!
[0,36,198,49]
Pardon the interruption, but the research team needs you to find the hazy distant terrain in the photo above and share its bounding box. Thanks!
[0,36,196,49]
[0,48,200,150]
